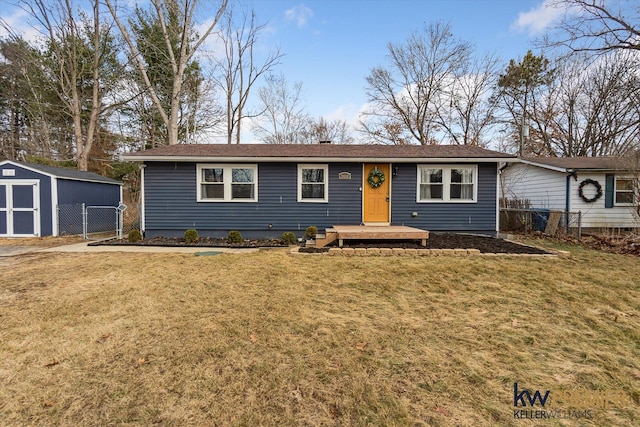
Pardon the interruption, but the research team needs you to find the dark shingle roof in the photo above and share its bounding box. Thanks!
[11,162,121,185]
[123,143,515,161]
[521,156,628,171]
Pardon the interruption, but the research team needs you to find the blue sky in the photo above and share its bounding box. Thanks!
[1,0,564,142]
[244,0,559,127]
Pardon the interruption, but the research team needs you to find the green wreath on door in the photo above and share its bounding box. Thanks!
[368,167,385,188]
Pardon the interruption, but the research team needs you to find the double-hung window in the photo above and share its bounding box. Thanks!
[417,165,477,202]
[615,177,635,205]
[197,164,257,202]
[298,164,328,202]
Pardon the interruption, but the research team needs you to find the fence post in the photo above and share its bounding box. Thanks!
[117,207,123,240]
[578,211,582,242]
[82,203,87,239]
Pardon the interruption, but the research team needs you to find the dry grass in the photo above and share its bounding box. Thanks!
[0,236,84,247]
[0,243,638,426]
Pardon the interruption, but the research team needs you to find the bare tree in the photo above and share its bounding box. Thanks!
[544,0,640,53]
[3,0,122,170]
[360,21,487,145]
[214,8,282,144]
[106,0,228,146]
[436,53,501,146]
[252,73,309,144]
[300,117,355,145]
[546,52,640,156]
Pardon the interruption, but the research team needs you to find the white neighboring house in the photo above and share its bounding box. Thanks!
[501,157,639,230]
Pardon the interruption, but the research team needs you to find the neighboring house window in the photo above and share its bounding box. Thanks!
[615,177,635,205]
[417,165,477,202]
[197,164,257,202]
[298,164,328,202]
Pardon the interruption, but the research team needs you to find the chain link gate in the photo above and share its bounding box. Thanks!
[58,203,131,239]
[82,204,127,240]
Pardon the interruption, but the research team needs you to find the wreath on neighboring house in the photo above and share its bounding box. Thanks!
[368,167,385,188]
[578,178,603,203]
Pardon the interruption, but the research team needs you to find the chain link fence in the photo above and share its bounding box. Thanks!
[57,204,84,236]
[57,204,140,240]
[500,208,582,240]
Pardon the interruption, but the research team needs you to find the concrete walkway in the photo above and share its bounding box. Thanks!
[0,246,39,257]
[1,242,261,256]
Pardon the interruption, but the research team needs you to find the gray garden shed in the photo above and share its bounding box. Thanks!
[0,160,122,237]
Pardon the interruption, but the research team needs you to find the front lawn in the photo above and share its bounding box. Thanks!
[0,242,638,426]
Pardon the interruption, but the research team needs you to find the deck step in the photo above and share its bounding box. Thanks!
[310,228,338,248]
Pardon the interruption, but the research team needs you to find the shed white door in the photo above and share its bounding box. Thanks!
[0,180,40,237]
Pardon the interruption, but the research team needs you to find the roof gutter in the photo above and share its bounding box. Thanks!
[121,155,518,163]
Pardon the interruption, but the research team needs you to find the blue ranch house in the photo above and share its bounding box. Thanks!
[123,144,516,239]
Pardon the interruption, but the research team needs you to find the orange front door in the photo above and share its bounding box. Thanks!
[363,163,390,223]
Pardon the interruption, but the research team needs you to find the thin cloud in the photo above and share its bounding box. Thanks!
[511,0,567,34]
[326,103,359,126]
[284,4,313,28]
[0,8,41,42]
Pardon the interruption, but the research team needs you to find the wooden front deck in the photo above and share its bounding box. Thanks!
[312,225,429,248]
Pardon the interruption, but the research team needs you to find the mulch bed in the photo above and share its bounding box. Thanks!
[95,233,551,254]
[91,236,288,248]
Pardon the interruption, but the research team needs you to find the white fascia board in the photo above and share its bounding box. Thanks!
[0,160,58,179]
[518,159,568,173]
[122,155,517,163]
[519,159,620,174]
[0,160,121,186]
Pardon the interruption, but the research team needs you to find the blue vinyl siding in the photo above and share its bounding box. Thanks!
[144,161,499,238]
[57,179,121,206]
[0,163,53,236]
[390,163,497,234]
[144,162,363,238]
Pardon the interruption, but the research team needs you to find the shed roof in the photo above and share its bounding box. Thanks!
[520,156,630,172]
[123,143,515,162]
[0,160,121,185]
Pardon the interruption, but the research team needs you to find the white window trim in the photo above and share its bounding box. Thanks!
[614,176,636,206]
[416,164,478,203]
[298,164,329,203]
[196,164,258,202]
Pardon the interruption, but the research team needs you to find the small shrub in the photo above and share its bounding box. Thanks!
[128,229,142,243]
[305,225,318,239]
[227,230,243,244]
[281,232,297,245]
[184,229,199,244]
